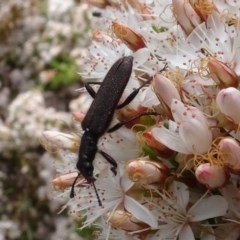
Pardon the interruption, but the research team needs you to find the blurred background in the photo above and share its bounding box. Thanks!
[0,0,92,239]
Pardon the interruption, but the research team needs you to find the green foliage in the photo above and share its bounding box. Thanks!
[38,0,48,16]
[76,225,99,240]
[142,145,158,159]
[168,152,179,168]
[152,24,168,33]
[42,54,79,90]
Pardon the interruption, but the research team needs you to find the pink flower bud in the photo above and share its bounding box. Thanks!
[52,172,85,190]
[172,0,202,35]
[195,163,227,189]
[208,60,239,88]
[41,131,79,152]
[126,157,169,184]
[153,74,181,110]
[112,21,146,52]
[104,209,149,232]
[92,30,113,44]
[219,137,240,173]
[216,87,240,124]
[72,111,85,123]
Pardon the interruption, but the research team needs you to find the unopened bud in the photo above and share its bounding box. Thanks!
[126,157,169,184]
[153,74,181,110]
[52,172,84,190]
[92,30,113,43]
[112,21,146,51]
[216,87,240,124]
[116,106,147,128]
[104,209,149,232]
[143,130,173,157]
[219,137,240,173]
[72,111,85,123]
[127,0,154,20]
[41,131,79,152]
[172,0,202,35]
[195,163,227,189]
[208,60,239,88]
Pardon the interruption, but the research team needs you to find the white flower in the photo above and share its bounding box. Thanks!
[66,169,157,229]
[149,181,228,240]
[41,1,240,239]
[152,99,212,154]
[159,13,240,73]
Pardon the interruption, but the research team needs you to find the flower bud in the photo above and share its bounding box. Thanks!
[143,130,173,157]
[72,111,85,123]
[104,209,149,232]
[52,172,85,190]
[195,163,227,189]
[112,21,146,51]
[127,0,154,20]
[219,137,240,173]
[126,157,169,184]
[216,87,240,124]
[172,0,202,35]
[116,106,148,128]
[208,60,239,88]
[153,74,181,110]
[41,131,79,152]
[92,30,113,43]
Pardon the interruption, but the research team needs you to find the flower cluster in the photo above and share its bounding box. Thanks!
[42,1,240,239]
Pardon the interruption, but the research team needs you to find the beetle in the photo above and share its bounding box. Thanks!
[70,56,162,205]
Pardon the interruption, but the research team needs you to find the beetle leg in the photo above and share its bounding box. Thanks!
[99,150,117,175]
[116,78,152,109]
[84,82,102,98]
[107,112,160,132]
[117,63,168,109]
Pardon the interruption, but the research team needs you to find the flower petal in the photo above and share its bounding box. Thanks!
[188,195,228,221]
[121,173,134,192]
[179,224,195,240]
[170,181,189,213]
[179,119,212,154]
[151,223,180,240]
[152,126,192,154]
[124,195,157,229]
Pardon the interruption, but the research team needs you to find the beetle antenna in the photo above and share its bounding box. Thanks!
[92,181,102,206]
[70,173,80,198]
